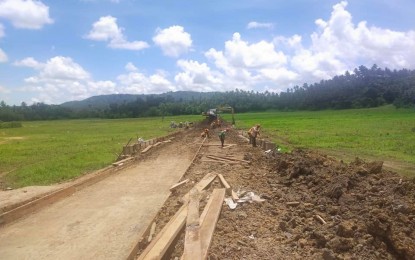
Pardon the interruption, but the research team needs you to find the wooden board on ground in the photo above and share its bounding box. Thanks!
[206,155,250,164]
[138,205,188,260]
[141,145,153,154]
[147,222,156,243]
[217,174,231,195]
[199,189,226,259]
[181,172,217,204]
[183,189,201,260]
[200,160,238,165]
[112,157,133,166]
[170,179,189,192]
[231,190,239,200]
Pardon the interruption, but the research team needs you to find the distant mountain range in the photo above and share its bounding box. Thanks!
[60,91,219,110]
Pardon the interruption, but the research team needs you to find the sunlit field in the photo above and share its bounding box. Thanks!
[2,105,414,188]
[0,115,200,188]
[225,105,415,176]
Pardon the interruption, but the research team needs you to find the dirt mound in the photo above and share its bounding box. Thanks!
[263,150,415,259]
[137,125,415,259]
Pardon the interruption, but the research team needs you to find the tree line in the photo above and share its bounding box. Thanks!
[1,64,414,122]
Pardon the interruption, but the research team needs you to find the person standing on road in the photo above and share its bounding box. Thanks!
[248,124,261,147]
[218,128,227,147]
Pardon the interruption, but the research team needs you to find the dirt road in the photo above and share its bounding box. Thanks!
[0,134,194,259]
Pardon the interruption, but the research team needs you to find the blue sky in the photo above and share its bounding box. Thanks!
[0,0,414,105]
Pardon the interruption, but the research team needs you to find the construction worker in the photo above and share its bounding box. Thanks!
[248,124,261,147]
[201,128,210,138]
[218,128,228,147]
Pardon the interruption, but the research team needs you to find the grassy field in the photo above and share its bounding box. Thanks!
[0,115,200,188]
[1,106,414,188]
[226,105,415,176]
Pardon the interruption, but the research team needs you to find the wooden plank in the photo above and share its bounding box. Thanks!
[200,160,238,165]
[191,136,207,163]
[199,189,226,259]
[112,156,133,166]
[199,191,215,225]
[217,174,231,195]
[231,190,239,201]
[138,205,188,260]
[206,155,234,163]
[207,154,250,164]
[169,179,189,192]
[194,172,217,192]
[182,172,217,204]
[183,189,202,260]
[147,222,156,243]
[201,143,236,146]
[186,189,200,227]
[141,145,153,154]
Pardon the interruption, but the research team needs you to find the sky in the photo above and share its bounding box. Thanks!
[0,0,414,105]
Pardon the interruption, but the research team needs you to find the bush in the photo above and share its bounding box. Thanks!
[0,121,23,129]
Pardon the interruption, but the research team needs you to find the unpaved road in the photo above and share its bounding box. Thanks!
[0,134,194,259]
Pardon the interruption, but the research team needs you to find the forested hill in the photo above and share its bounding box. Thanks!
[1,65,414,121]
[60,91,219,110]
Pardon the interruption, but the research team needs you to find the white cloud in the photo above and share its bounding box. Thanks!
[39,56,90,81]
[247,21,274,30]
[0,48,7,62]
[174,60,222,91]
[15,56,118,103]
[85,16,149,50]
[287,1,415,83]
[125,62,138,72]
[14,57,44,69]
[153,26,192,57]
[117,70,176,94]
[222,33,287,69]
[204,33,295,92]
[0,0,53,29]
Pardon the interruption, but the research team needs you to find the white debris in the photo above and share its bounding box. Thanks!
[224,198,238,209]
[237,192,265,203]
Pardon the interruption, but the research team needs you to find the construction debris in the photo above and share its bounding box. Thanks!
[112,156,133,166]
[147,222,156,243]
[217,174,231,195]
[170,179,189,192]
[141,145,153,154]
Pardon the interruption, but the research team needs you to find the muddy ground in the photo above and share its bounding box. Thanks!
[138,121,415,260]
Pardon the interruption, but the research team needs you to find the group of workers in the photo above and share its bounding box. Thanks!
[200,123,261,148]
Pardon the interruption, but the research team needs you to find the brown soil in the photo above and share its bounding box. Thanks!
[137,122,415,260]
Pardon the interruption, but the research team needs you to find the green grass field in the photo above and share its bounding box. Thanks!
[226,105,415,176]
[1,106,414,188]
[0,115,200,188]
